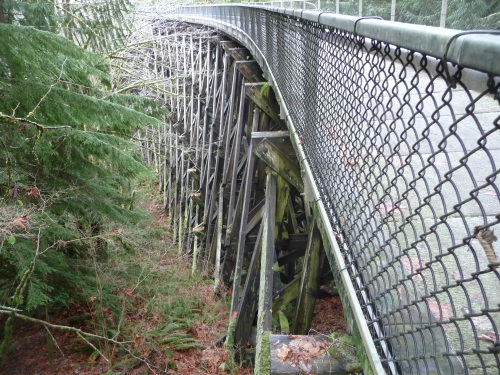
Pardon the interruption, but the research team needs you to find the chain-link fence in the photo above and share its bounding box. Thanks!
[239,0,500,29]
[166,5,500,374]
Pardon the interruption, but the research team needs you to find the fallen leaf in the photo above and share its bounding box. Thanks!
[26,186,40,200]
[276,336,330,370]
[475,227,498,268]
[478,332,497,344]
[12,216,28,229]
[134,334,141,348]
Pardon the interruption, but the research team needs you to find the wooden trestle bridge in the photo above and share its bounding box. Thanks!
[130,20,363,374]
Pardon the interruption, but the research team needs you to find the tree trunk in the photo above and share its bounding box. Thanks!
[0,0,7,24]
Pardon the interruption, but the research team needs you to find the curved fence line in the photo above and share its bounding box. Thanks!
[163,5,500,374]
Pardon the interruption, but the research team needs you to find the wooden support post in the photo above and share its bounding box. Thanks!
[229,146,256,314]
[214,183,225,291]
[227,84,247,225]
[232,224,263,356]
[275,175,290,240]
[255,170,277,374]
[229,107,260,313]
[287,194,300,234]
[293,218,325,335]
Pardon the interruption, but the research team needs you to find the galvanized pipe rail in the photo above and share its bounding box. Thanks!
[139,5,500,375]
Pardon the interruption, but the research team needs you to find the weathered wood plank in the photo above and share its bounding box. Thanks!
[277,247,306,267]
[272,276,300,312]
[254,139,304,193]
[293,218,325,335]
[255,170,277,375]
[227,84,247,225]
[275,175,290,240]
[287,194,300,235]
[251,131,290,139]
[246,199,265,235]
[233,224,263,355]
[245,83,282,124]
[229,149,257,314]
[235,60,264,83]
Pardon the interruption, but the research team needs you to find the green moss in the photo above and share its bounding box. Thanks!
[255,330,271,375]
[328,332,361,370]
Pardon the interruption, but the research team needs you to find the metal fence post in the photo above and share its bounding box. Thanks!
[359,0,363,16]
[391,0,396,21]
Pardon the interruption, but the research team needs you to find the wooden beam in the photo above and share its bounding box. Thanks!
[254,139,304,193]
[272,276,300,312]
[235,60,264,83]
[246,198,265,235]
[275,175,290,240]
[293,218,325,335]
[251,131,290,140]
[277,247,306,267]
[245,83,282,124]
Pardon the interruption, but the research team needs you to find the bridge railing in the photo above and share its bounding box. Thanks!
[167,5,500,374]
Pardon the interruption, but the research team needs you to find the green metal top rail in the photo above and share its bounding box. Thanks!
[168,4,500,77]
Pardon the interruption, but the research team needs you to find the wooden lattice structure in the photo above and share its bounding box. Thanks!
[120,19,360,373]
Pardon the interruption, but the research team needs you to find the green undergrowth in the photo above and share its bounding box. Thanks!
[0,180,232,373]
[71,183,232,373]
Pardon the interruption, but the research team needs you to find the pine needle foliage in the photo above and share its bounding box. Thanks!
[1,0,133,53]
[0,22,164,328]
[0,23,110,92]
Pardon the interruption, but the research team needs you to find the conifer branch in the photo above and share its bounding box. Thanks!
[0,113,72,131]
[0,309,133,346]
[28,58,68,120]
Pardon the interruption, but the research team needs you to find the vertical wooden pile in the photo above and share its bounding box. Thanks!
[135,21,358,374]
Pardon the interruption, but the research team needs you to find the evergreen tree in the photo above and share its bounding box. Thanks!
[0,0,134,53]
[0,23,165,358]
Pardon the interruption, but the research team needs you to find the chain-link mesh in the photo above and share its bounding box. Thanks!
[168,6,500,374]
[242,0,500,29]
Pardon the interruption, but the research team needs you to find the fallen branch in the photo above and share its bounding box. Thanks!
[0,309,165,374]
[0,309,131,346]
